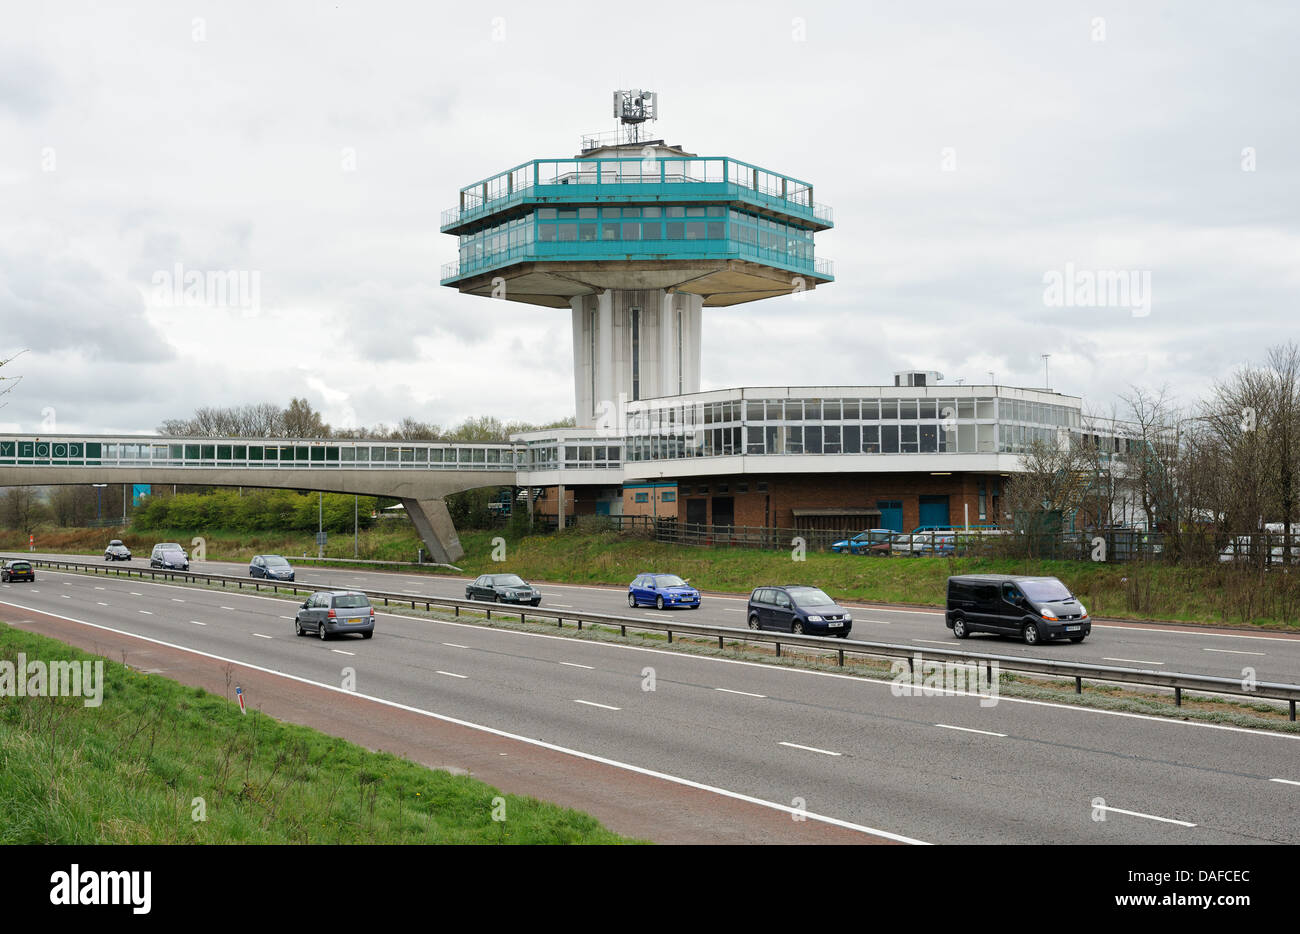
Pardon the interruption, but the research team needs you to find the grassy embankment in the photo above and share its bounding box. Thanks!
[0,623,632,844]
[4,524,1298,631]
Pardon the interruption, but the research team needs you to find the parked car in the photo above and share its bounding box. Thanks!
[747,585,852,637]
[466,573,541,605]
[945,574,1090,645]
[1,560,34,583]
[888,533,928,557]
[104,540,132,561]
[830,529,896,555]
[294,591,375,640]
[914,533,956,556]
[149,543,190,570]
[628,573,700,609]
[249,554,295,582]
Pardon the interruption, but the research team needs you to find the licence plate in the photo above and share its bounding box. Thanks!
[829,621,843,628]
[1066,625,1080,631]
[348,617,362,625]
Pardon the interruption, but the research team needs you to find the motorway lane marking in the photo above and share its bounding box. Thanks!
[190,621,206,626]
[935,723,1006,737]
[94,587,104,590]
[1093,805,1196,827]
[715,687,766,698]
[172,598,185,602]
[22,573,1300,742]
[138,610,153,615]
[1104,657,1166,666]
[779,741,841,757]
[1269,778,1300,787]
[574,699,620,710]
[97,602,109,606]
[129,592,142,596]
[220,606,235,611]
[1203,648,1267,656]
[914,639,959,646]
[442,642,469,648]
[332,649,355,656]
[60,594,70,598]
[279,616,294,620]
[436,670,468,679]
[561,662,594,669]
[722,608,743,612]
[252,633,272,639]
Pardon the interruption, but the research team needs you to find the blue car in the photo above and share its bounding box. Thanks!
[830,529,895,554]
[628,573,701,610]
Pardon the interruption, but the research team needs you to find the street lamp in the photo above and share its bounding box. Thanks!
[92,483,107,523]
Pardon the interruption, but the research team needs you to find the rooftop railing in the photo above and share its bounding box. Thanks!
[441,157,833,230]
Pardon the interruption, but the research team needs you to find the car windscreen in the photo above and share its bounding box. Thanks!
[160,545,184,552]
[10,563,30,570]
[332,594,370,609]
[654,575,687,587]
[264,557,289,567]
[1020,579,1073,602]
[493,575,526,587]
[788,587,835,607]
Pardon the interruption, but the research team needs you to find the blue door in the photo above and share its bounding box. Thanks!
[919,495,950,529]
[877,500,904,532]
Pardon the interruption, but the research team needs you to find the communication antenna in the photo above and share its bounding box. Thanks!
[612,89,658,145]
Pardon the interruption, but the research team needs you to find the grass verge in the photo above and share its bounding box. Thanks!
[0,623,634,844]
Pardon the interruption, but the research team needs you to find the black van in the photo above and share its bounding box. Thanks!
[945,574,1090,645]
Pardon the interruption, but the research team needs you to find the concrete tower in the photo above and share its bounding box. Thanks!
[440,91,834,427]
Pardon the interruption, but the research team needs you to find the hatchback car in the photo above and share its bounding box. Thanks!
[249,554,295,582]
[150,543,189,570]
[747,586,852,637]
[466,574,541,605]
[104,540,132,561]
[830,529,895,555]
[946,574,1090,644]
[1,560,34,583]
[294,591,375,640]
[628,573,700,609]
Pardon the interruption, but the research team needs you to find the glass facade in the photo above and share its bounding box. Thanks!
[622,393,1082,462]
[452,205,821,281]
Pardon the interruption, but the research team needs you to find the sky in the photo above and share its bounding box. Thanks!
[2,0,1297,436]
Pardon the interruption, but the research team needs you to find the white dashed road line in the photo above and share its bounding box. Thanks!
[574,699,620,710]
[935,723,1006,737]
[1093,805,1196,827]
[1203,648,1267,656]
[332,649,355,656]
[779,741,841,757]
[442,642,468,648]
[436,670,468,679]
[561,662,594,669]
[1269,778,1300,787]
[252,633,272,639]
[716,687,766,698]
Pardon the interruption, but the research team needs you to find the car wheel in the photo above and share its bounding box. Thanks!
[656,596,665,610]
[952,617,969,639]
[531,599,540,607]
[748,615,760,630]
[690,603,700,610]
[792,621,805,635]
[318,621,328,641]
[362,631,373,640]
[628,592,637,607]
[836,631,849,638]
[295,618,304,637]
[1023,622,1040,645]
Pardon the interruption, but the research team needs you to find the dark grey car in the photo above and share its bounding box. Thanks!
[150,543,189,570]
[250,554,295,581]
[104,540,132,561]
[465,574,541,605]
[294,591,375,640]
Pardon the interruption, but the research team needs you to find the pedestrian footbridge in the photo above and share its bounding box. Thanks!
[0,435,522,563]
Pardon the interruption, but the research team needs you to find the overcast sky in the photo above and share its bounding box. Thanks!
[2,0,1297,436]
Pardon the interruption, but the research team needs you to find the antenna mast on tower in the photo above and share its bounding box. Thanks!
[612,89,658,145]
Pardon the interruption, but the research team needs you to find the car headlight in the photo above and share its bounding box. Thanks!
[1079,604,1087,617]
[806,615,823,622]
[844,613,852,622]
[1040,609,1058,620]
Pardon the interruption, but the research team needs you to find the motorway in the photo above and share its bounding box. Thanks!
[17,551,1300,683]
[2,554,1299,844]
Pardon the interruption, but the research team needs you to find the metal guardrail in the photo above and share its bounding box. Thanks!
[22,557,1300,721]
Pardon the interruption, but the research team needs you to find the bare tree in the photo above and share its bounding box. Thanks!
[0,487,48,534]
